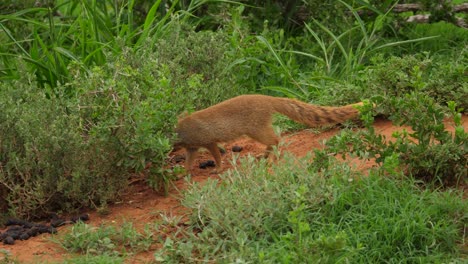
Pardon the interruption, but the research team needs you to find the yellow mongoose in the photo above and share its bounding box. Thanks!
[175,94,363,173]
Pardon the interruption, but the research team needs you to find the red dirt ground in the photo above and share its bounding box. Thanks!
[1,117,466,263]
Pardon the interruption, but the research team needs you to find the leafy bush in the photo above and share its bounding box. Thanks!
[156,155,467,262]
[367,55,467,111]
[318,54,467,110]
[0,78,128,218]
[150,22,249,108]
[318,95,466,186]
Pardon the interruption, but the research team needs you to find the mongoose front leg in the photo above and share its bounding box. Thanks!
[184,147,198,174]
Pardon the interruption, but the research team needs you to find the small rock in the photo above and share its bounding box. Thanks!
[50,218,66,228]
[199,160,215,169]
[231,146,243,152]
[3,236,14,245]
[19,233,30,240]
[70,214,90,223]
[5,219,34,228]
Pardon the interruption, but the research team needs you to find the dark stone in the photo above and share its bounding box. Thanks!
[2,214,88,245]
[50,218,67,227]
[0,231,7,240]
[3,236,15,245]
[35,225,57,235]
[231,146,243,152]
[199,160,215,169]
[5,227,24,239]
[19,232,30,240]
[5,218,35,228]
[70,214,90,223]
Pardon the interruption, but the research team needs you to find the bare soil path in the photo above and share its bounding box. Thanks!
[1,117,466,263]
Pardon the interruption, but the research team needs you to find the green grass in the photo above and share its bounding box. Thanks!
[0,249,18,264]
[156,154,467,263]
[0,0,242,88]
[60,254,124,264]
[402,22,468,54]
[54,221,153,257]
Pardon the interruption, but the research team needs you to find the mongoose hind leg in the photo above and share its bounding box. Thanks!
[247,127,279,161]
[206,143,223,174]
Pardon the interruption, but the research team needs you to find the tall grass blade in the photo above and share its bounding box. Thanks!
[135,0,163,47]
[374,36,440,50]
[312,20,350,64]
[283,50,324,63]
[303,23,331,73]
[0,23,30,56]
[54,47,79,62]
[256,36,287,73]
[256,35,300,88]
[340,0,369,44]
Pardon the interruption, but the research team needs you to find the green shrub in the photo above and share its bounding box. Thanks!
[0,86,113,217]
[55,221,152,256]
[318,54,467,110]
[0,79,129,218]
[150,22,249,108]
[156,155,467,262]
[424,54,468,110]
[318,95,466,186]
[367,55,467,111]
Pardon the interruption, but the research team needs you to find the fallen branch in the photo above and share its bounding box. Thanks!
[351,3,468,28]
[407,14,467,28]
[393,3,468,13]
[453,3,468,13]
[393,4,422,13]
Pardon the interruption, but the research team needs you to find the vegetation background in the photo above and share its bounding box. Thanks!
[0,0,466,262]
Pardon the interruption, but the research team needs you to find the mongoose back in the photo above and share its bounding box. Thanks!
[175,94,363,173]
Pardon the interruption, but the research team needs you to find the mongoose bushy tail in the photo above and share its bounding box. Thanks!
[175,94,364,174]
[271,97,363,127]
